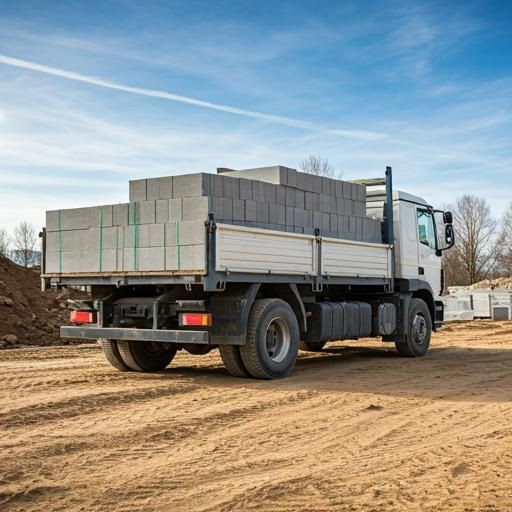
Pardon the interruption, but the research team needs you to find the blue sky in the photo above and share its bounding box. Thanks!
[0,0,511,232]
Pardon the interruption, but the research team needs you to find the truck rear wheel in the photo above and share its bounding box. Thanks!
[219,345,250,378]
[300,340,326,352]
[240,299,299,379]
[98,339,131,372]
[117,340,176,372]
[395,298,432,357]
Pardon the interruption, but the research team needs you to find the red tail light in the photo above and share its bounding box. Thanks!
[179,313,212,327]
[70,310,96,324]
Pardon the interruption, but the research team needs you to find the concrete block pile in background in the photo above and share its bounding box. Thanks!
[46,165,382,273]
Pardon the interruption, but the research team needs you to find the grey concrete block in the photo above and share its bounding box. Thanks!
[237,166,288,185]
[320,194,336,213]
[349,216,357,234]
[213,197,233,221]
[294,208,309,228]
[129,179,147,202]
[138,200,156,224]
[55,207,91,231]
[264,182,276,203]
[322,213,330,232]
[156,200,169,223]
[312,211,322,230]
[342,181,352,200]
[168,198,183,222]
[45,210,59,231]
[351,184,359,201]
[232,199,245,221]
[286,168,297,188]
[90,205,113,229]
[330,214,338,232]
[295,189,305,209]
[285,187,296,207]
[159,176,173,199]
[183,196,209,221]
[146,178,160,201]
[239,178,253,200]
[322,177,331,195]
[285,206,294,226]
[276,185,286,205]
[296,170,306,191]
[252,180,266,202]
[113,203,129,226]
[210,174,224,197]
[356,217,363,235]
[138,247,165,271]
[358,184,366,202]
[146,176,173,200]
[305,192,319,211]
[179,220,206,246]
[173,173,209,198]
[164,223,178,247]
[335,181,344,198]
[256,202,269,223]
[294,226,303,234]
[123,247,138,271]
[165,247,179,270]
[245,200,257,221]
[339,215,349,233]
[99,249,118,272]
[138,223,165,248]
[268,203,277,224]
[180,244,206,270]
[223,176,239,199]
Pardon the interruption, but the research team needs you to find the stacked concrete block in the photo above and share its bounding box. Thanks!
[46,166,382,274]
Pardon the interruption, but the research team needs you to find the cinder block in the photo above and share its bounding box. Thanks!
[213,197,233,221]
[322,213,330,232]
[256,202,269,223]
[268,203,278,224]
[320,194,336,213]
[286,168,297,188]
[165,247,179,270]
[156,199,169,223]
[349,216,357,234]
[237,166,288,185]
[321,177,331,195]
[90,205,113,228]
[210,174,224,197]
[285,187,296,207]
[159,176,173,199]
[356,217,363,235]
[305,192,319,211]
[295,189,305,209]
[138,200,156,224]
[276,185,286,205]
[294,208,309,228]
[164,223,178,247]
[358,184,366,202]
[129,179,147,202]
[146,178,160,200]
[55,207,91,231]
[342,181,352,200]
[239,178,252,200]
[264,182,276,203]
[252,180,266,202]
[223,176,239,199]
[339,215,349,233]
[138,247,165,271]
[123,247,138,271]
[173,173,209,198]
[285,206,294,226]
[168,198,183,222]
[100,249,118,272]
[180,244,206,270]
[93,226,119,250]
[179,220,206,246]
[312,211,322,229]
[330,214,338,232]
[183,196,209,221]
[245,200,257,222]
[335,181,344,198]
[351,184,359,201]
[232,199,245,221]
[138,223,165,248]
[113,203,129,226]
[146,176,173,200]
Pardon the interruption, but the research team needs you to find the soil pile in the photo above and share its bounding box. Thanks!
[0,255,87,347]
[469,277,512,290]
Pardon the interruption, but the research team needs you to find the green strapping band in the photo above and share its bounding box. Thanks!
[99,206,103,272]
[176,221,180,270]
[58,209,62,273]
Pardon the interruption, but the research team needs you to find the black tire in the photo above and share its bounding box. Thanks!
[117,340,176,372]
[240,299,299,379]
[219,345,251,378]
[98,339,131,372]
[299,340,326,352]
[395,298,432,357]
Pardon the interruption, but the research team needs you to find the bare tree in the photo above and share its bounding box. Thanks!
[0,228,10,257]
[299,155,342,179]
[497,202,512,275]
[446,195,498,285]
[13,221,38,267]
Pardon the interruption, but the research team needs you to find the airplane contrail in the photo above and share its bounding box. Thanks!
[0,54,384,141]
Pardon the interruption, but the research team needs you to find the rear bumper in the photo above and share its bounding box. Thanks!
[60,326,209,344]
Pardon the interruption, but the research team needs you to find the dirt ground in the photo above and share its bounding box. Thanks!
[1,320,512,512]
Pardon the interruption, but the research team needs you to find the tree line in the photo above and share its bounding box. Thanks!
[0,221,41,267]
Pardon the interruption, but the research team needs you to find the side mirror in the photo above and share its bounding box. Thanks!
[445,224,454,247]
[443,211,453,224]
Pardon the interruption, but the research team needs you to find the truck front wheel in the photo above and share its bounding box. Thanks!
[395,298,432,357]
[117,340,176,372]
[240,299,299,379]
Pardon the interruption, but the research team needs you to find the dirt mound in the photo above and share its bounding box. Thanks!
[470,277,512,290]
[0,255,87,348]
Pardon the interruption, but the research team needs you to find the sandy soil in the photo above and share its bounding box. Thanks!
[1,320,512,511]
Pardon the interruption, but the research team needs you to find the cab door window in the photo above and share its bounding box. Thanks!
[417,209,437,250]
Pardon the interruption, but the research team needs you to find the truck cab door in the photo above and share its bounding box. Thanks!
[416,208,441,294]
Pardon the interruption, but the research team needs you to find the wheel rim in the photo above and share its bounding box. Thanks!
[411,313,427,345]
[265,317,291,363]
[141,341,165,355]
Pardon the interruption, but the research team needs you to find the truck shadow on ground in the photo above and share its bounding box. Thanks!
[160,344,512,403]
